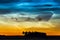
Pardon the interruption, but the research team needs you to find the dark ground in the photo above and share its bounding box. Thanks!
[0,32,60,40]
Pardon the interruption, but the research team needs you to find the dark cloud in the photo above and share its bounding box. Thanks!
[0,0,20,3]
[0,9,21,14]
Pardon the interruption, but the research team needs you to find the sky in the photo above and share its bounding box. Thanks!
[0,0,60,9]
[0,0,59,20]
[0,0,60,36]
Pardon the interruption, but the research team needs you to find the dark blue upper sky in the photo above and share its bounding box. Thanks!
[0,0,60,14]
[0,0,60,19]
[0,0,59,3]
[0,0,60,6]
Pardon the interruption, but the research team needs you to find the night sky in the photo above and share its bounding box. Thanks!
[0,0,60,9]
[0,0,60,36]
[0,0,60,19]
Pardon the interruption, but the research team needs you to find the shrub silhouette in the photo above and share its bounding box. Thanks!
[23,32,46,38]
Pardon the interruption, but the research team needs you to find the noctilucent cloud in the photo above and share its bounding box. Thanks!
[0,0,60,9]
[0,0,60,20]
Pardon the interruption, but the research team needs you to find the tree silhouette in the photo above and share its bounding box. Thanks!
[23,32,46,38]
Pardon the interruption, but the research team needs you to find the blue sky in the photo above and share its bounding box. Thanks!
[0,0,60,9]
[0,0,60,19]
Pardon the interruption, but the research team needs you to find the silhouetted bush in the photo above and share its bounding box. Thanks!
[23,32,46,38]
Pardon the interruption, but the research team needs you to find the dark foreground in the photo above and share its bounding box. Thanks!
[0,32,60,40]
